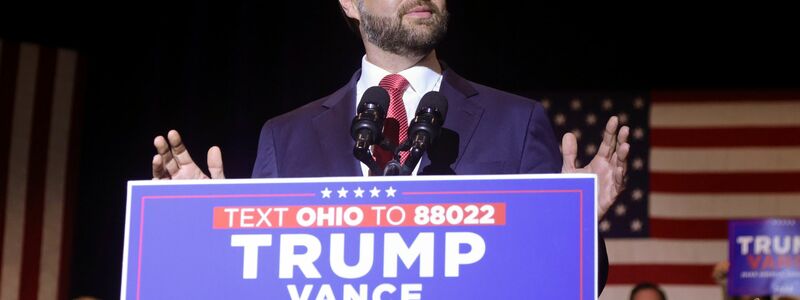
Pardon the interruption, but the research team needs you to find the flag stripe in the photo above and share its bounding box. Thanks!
[607,264,716,284]
[652,90,800,102]
[650,172,800,193]
[650,101,800,128]
[58,52,85,300]
[650,193,800,219]
[37,49,77,300]
[650,218,728,239]
[606,239,727,264]
[0,39,20,294]
[1,42,39,300]
[651,127,800,147]
[600,285,723,300]
[650,147,800,172]
[20,45,57,300]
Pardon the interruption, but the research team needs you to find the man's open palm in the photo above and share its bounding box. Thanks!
[561,116,630,219]
[152,130,225,180]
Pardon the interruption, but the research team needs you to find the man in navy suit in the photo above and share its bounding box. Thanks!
[152,0,629,295]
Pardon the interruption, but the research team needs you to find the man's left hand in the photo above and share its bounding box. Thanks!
[561,116,630,219]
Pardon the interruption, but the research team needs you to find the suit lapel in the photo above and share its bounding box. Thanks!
[311,67,482,176]
[419,68,484,171]
[311,72,362,176]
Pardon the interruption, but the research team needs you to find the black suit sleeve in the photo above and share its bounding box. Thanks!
[252,120,279,178]
[519,100,562,174]
[599,233,609,296]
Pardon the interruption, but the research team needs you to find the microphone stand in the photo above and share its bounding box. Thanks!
[382,139,404,176]
[400,135,427,175]
[382,160,402,176]
[384,134,428,176]
[353,132,382,176]
[354,137,406,176]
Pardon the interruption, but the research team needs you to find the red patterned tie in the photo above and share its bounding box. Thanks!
[373,74,411,173]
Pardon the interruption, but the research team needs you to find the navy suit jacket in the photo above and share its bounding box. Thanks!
[251,67,609,294]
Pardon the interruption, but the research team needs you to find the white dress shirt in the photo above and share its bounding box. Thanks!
[355,55,444,176]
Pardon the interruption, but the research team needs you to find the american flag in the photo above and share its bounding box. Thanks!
[526,91,800,299]
[0,39,83,300]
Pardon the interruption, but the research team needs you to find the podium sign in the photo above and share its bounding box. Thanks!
[122,174,597,299]
[729,219,800,296]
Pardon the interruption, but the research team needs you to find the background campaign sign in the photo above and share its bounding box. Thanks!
[729,219,800,296]
[122,174,597,299]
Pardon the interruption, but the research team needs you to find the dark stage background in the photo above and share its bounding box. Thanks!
[1,1,798,298]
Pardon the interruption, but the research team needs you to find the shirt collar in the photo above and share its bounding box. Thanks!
[360,55,442,94]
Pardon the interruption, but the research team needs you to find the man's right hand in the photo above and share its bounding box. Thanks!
[152,130,225,180]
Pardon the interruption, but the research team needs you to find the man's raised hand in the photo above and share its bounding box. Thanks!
[152,130,225,180]
[561,116,630,219]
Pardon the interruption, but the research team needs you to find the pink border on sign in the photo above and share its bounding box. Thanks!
[135,193,314,300]
[403,189,586,300]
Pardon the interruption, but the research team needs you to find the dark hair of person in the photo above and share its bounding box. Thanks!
[630,282,667,300]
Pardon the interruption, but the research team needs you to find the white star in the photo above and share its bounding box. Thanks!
[554,113,566,126]
[602,98,613,111]
[369,186,381,198]
[632,158,644,170]
[633,127,644,140]
[615,204,627,216]
[618,112,629,125]
[630,219,643,232]
[599,220,611,232]
[585,143,597,156]
[571,129,582,140]
[585,113,597,126]
[385,186,397,197]
[631,189,643,201]
[320,187,332,198]
[541,98,551,110]
[633,97,645,109]
[570,98,582,111]
[337,187,349,198]
[353,187,365,198]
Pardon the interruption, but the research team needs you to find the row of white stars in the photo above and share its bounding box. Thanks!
[611,190,645,215]
[560,127,644,143]
[541,97,646,111]
[320,186,397,198]
[600,218,643,233]
[553,113,640,129]
[562,155,646,171]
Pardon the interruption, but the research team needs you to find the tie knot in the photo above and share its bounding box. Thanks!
[379,74,410,92]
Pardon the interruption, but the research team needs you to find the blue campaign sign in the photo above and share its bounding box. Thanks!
[728,219,800,296]
[122,174,597,299]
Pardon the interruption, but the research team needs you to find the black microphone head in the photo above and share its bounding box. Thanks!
[351,86,391,145]
[358,86,390,113]
[418,91,448,120]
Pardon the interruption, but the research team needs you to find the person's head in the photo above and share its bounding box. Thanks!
[630,282,667,300]
[339,0,449,57]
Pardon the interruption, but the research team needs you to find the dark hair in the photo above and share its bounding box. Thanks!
[630,282,667,300]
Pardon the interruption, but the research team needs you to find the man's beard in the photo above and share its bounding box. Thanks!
[358,1,449,57]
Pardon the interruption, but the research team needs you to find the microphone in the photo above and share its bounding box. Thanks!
[405,91,448,150]
[399,91,448,174]
[351,86,390,175]
[351,86,390,148]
